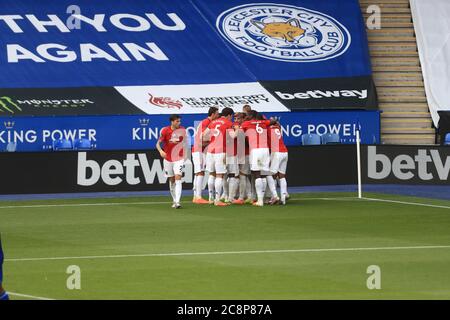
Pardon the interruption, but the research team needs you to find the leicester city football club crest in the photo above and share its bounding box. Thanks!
[217,3,351,63]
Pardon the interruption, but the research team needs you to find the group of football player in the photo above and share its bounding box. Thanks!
[156,105,288,209]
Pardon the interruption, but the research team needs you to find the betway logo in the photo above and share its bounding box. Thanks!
[368,146,450,181]
[77,152,167,186]
[275,90,368,100]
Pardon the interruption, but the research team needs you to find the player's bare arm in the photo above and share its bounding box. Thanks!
[156,139,167,159]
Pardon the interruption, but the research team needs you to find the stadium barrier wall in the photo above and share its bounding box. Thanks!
[1,145,450,195]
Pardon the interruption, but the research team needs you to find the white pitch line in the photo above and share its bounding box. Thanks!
[8,291,55,300]
[0,197,358,210]
[0,196,447,210]
[5,245,450,262]
[362,197,450,210]
[0,201,173,210]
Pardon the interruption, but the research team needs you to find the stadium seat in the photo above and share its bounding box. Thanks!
[301,134,321,146]
[445,133,450,146]
[52,139,73,151]
[6,142,17,152]
[74,138,93,150]
[321,133,341,145]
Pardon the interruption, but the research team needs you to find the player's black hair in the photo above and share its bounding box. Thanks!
[243,104,252,112]
[208,107,219,117]
[169,114,181,122]
[221,107,234,117]
[248,110,258,119]
[256,113,265,120]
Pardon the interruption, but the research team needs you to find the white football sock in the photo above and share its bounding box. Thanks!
[251,175,257,200]
[279,177,288,200]
[222,175,229,199]
[175,180,182,203]
[246,176,252,199]
[266,175,278,198]
[208,175,215,200]
[169,180,175,202]
[239,175,247,200]
[215,177,223,201]
[196,175,204,198]
[255,178,267,204]
[228,177,239,202]
[192,175,197,198]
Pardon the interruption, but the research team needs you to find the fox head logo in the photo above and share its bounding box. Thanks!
[219,4,351,62]
[251,18,305,43]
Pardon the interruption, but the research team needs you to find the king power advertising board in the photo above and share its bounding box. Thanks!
[0,0,377,114]
[0,111,380,152]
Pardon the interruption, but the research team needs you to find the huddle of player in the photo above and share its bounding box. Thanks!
[157,105,288,209]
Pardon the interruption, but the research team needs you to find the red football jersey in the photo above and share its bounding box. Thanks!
[268,124,288,153]
[225,122,242,157]
[159,126,186,162]
[241,119,271,150]
[235,122,249,157]
[207,117,233,154]
[192,118,211,153]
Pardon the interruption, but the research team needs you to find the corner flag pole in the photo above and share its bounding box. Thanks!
[356,120,362,199]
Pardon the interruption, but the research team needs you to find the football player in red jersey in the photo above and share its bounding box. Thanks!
[224,114,242,204]
[232,112,251,204]
[156,114,187,209]
[240,110,273,206]
[192,107,219,204]
[267,122,289,205]
[203,107,237,206]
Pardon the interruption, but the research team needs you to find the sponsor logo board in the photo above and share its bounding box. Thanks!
[367,146,450,183]
[260,76,378,110]
[115,82,290,114]
[0,87,144,116]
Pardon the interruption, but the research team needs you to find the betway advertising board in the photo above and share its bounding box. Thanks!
[1,145,449,195]
[0,0,377,113]
[0,111,380,152]
[365,146,450,184]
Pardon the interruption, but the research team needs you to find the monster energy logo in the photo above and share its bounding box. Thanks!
[0,96,22,114]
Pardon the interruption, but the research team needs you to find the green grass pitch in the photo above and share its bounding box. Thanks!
[1,192,450,300]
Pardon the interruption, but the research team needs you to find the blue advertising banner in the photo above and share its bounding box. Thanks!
[0,0,370,88]
[0,0,254,88]
[0,111,380,152]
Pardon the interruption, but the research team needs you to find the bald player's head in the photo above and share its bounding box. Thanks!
[242,105,252,114]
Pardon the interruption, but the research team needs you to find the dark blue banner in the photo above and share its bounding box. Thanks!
[0,0,370,88]
[194,0,371,80]
[0,111,380,152]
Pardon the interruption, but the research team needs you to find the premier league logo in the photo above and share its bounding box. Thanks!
[217,3,351,63]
